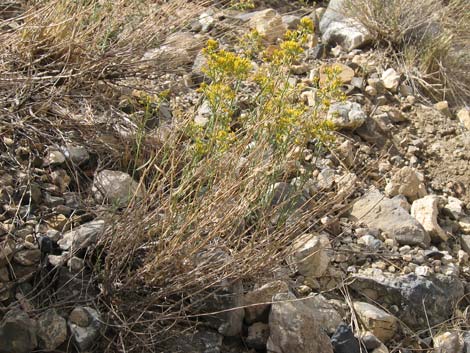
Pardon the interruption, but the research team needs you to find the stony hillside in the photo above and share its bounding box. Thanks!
[0,0,469,352]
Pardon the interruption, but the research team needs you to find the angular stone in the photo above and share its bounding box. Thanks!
[411,195,448,243]
[457,108,470,130]
[69,307,102,351]
[381,68,400,91]
[92,170,144,207]
[331,323,360,353]
[61,144,90,166]
[350,189,430,246]
[446,196,466,220]
[248,9,287,44]
[319,0,372,51]
[0,309,37,353]
[327,101,366,130]
[433,331,464,353]
[267,292,334,353]
[287,233,331,279]
[353,301,398,342]
[304,294,343,334]
[13,249,41,266]
[319,63,355,85]
[385,166,427,201]
[37,309,67,350]
[58,219,105,251]
[350,270,464,330]
[243,280,288,324]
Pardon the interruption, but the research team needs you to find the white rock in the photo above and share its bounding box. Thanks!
[411,195,448,243]
[381,68,400,92]
[415,265,432,277]
[457,108,470,130]
[319,0,372,51]
[92,170,144,207]
[57,220,105,251]
[327,101,366,130]
[446,196,466,220]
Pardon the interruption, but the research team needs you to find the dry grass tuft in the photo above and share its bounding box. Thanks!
[342,0,470,105]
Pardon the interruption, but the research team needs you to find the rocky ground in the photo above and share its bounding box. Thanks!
[1,0,470,352]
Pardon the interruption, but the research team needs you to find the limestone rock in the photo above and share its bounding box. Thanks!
[327,101,366,130]
[243,280,288,324]
[287,233,331,279]
[0,309,37,353]
[445,196,466,220]
[92,170,144,207]
[381,68,400,92]
[248,9,287,44]
[160,329,223,353]
[350,271,464,330]
[304,294,343,334]
[457,108,470,130]
[350,189,430,246]
[319,0,372,51]
[267,292,334,353]
[13,249,41,266]
[385,166,427,201]
[353,301,398,342]
[319,63,355,85]
[433,331,464,353]
[58,219,105,251]
[411,195,448,243]
[37,309,67,350]
[0,239,15,267]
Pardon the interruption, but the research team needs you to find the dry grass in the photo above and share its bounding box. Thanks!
[0,1,363,352]
[342,0,470,105]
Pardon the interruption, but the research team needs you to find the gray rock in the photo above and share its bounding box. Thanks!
[303,294,343,334]
[243,280,289,324]
[191,251,244,337]
[267,292,334,353]
[327,101,366,130]
[287,233,331,280]
[61,144,90,166]
[319,0,372,51]
[350,270,464,330]
[45,149,65,166]
[13,249,41,266]
[433,331,464,353]
[246,322,269,350]
[68,307,102,351]
[92,170,144,207]
[0,239,15,267]
[37,309,67,350]
[0,309,37,353]
[350,189,430,246]
[58,219,105,251]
